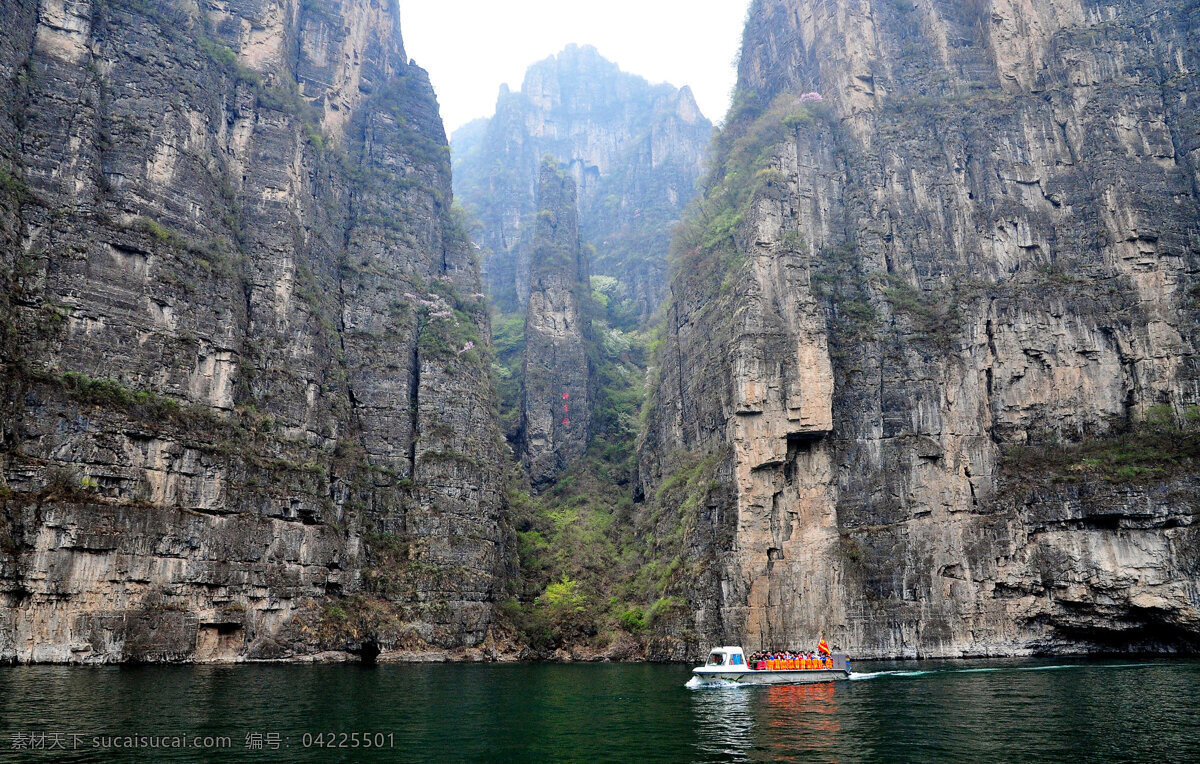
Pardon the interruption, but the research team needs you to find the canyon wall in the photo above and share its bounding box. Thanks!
[3,0,1197,665]
[452,44,712,318]
[639,0,1200,658]
[0,0,507,663]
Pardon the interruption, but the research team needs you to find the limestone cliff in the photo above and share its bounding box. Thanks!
[639,0,1200,659]
[452,45,712,317]
[0,0,507,663]
[521,160,592,487]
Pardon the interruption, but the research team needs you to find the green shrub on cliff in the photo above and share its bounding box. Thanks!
[880,272,959,349]
[505,462,643,649]
[413,278,485,365]
[133,217,184,247]
[55,371,187,420]
[0,506,16,555]
[317,594,415,650]
[517,576,603,649]
[1003,405,1200,484]
[490,312,526,441]
[671,90,828,303]
[0,167,32,203]
[541,576,587,612]
[617,606,647,633]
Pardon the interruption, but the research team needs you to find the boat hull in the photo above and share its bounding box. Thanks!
[690,668,850,686]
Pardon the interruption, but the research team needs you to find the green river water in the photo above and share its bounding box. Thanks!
[0,658,1196,762]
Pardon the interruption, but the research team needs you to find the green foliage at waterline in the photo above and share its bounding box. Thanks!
[493,265,705,652]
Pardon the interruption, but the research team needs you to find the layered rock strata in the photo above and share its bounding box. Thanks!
[0,0,506,663]
[639,0,1200,659]
[521,160,592,487]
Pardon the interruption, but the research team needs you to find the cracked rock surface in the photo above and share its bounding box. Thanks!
[638,0,1200,659]
[0,0,506,663]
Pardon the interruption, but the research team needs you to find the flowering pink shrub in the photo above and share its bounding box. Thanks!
[800,92,824,103]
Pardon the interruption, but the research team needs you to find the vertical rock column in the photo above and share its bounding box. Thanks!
[521,159,592,487]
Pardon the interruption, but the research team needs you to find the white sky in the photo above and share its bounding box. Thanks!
[398,0,753,134]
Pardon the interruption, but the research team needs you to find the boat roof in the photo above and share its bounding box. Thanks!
[710,646,743,653]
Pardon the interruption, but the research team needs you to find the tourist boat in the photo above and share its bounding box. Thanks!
[688,646,852,687]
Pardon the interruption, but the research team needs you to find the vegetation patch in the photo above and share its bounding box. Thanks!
[490,259,659,648]
[0,499,17,555]
[128,217,243,281]
[501,437,714,652]
[636,449,725,594]
[1002,405,1200,484]
[671,90,831,304]
[359,533,441,600]
[48,370,186,418]
[879,272,960,349]
[317,594,414,649]
[811,242,879,358]
[489,311,525,441]
[0,166,33,204]
[1186,283,1200,311]
[517,575,602,649]
[412,277,486,365]
[132,216,186,248]
[32,466,103,503]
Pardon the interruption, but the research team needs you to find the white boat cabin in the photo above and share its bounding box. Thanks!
[705,646,748,668]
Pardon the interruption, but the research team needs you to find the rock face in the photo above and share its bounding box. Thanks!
[452,44,712,317]
[639,0,1200,659]
[0,0,506,663]
[521,161,592,487]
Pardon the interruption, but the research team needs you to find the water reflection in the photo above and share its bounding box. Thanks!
[759,683,842,761]
[690,686,755,760]
[0,659,1197,763]
[691,681,845,762]
[765,683,840,732]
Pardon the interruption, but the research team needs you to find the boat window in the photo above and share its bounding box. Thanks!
[708,653,725,666]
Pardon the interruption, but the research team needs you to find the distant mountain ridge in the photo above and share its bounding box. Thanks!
[452,44,713,319]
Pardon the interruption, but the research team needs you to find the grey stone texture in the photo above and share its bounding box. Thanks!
[638,0,1200,659]
[521,160,592,487]
[0,0,506,662]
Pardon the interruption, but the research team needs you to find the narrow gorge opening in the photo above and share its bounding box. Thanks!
[0,0,1196,671]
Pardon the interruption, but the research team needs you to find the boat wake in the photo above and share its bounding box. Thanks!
[849,670,930,681]
[685,676,743,690]
[692,661,1171,687]
[849,662,1169,681]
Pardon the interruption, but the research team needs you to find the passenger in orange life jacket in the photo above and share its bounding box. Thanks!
[749,648,843,670]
